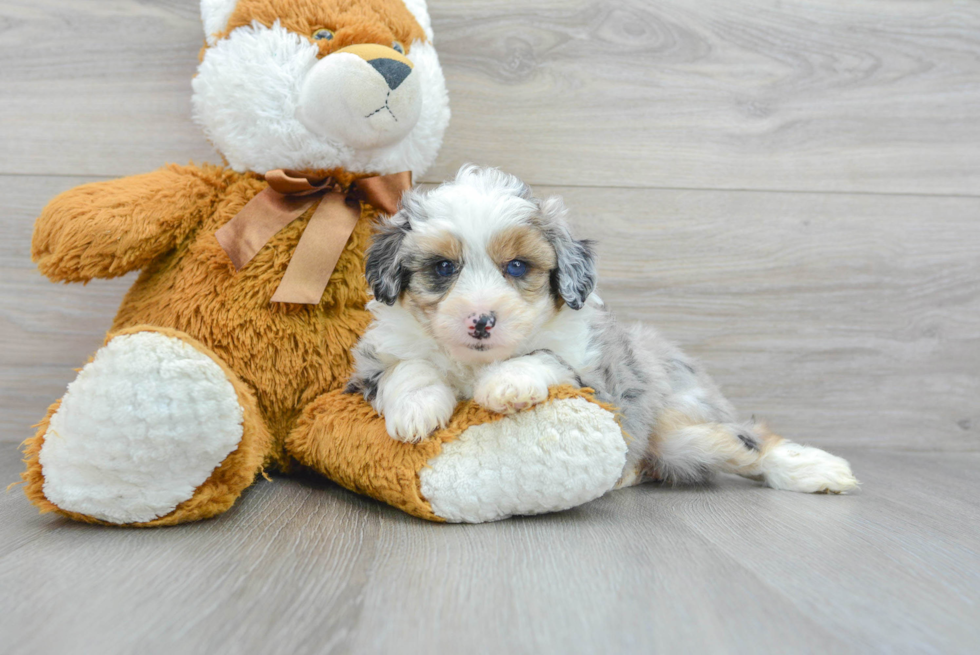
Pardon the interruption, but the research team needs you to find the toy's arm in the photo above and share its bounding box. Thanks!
[32,163,230,282]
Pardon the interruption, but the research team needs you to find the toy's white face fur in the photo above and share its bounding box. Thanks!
[366,166,597,364]
[194,0,449,176]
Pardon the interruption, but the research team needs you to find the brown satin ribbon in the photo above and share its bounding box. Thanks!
[215,169,412,305]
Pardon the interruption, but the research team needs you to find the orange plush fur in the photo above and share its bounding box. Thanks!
[223,0,427,52]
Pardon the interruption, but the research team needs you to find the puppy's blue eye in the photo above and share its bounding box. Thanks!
[505,260,527,277]
[435,260,457,277]
[392,41,405,54]
[312,29,334,41]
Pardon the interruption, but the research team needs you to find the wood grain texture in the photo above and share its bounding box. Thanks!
[1,1,979,194]
[3,2,979,653]
[431,0,980,194]
[5,176,977,450]
[2,443,978,654]
[0,0,214,175]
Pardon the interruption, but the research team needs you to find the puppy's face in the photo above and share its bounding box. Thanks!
[366,166,596,364]
[403,217,558,364]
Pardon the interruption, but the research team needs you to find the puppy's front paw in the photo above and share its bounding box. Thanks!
[475,372,549,415]
[383,385,456,443]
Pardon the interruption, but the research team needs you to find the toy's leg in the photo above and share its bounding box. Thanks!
[21,326,273,526]
[286,386,627,523]
[639,419,858,494]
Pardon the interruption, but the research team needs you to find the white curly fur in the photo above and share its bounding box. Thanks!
[39,332,244,524]
[420,398,627,523]
[201,0,239,46]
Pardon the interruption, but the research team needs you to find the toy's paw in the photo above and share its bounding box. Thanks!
[37,331,244,524]
[762,443,860,494]
[419,396,628,523]
[474,370,549,415]
[383,385,456,443]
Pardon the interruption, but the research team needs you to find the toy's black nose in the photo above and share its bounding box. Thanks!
[369,58,412,90]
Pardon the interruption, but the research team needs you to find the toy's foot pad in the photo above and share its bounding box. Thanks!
[419,397,627,523]
[39,332,244,524]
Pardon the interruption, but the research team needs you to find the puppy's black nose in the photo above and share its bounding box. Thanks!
[469,313,496,340]
[369,58,412,90]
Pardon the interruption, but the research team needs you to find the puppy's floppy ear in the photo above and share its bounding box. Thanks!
[538,195,597,310]
[365,211,412,306]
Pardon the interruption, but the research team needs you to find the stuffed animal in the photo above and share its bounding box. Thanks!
[20,0,628,526]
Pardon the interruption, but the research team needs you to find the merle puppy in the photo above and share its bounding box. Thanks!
[347,165,858,493]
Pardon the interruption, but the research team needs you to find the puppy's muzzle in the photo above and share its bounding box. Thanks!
[468,312,496,340]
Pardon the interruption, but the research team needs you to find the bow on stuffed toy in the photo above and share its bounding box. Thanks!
[216,170,412,304]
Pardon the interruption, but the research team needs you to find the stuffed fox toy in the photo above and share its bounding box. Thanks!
[21,0,628,525]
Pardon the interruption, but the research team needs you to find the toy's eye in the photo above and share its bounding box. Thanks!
[392,41,405,54]
[505,260,527,278]
[435,260,457,277]
[312,28,334,41]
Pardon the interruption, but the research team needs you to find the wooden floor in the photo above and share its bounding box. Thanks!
[1,0,979,653]
[2,443,979,654]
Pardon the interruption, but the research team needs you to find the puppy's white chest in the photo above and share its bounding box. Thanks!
[444,360,481,398]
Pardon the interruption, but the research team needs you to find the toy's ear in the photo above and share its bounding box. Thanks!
[538,196,597,310]
[201,0,239,46]
[401,0,435,42]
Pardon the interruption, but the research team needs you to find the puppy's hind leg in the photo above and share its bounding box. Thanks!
[648,414,859,494]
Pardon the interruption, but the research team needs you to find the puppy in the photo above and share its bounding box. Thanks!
[347,165,858,493]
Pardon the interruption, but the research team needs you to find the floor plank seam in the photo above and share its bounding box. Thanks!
[418,180,980,200]
[2,172,979,202]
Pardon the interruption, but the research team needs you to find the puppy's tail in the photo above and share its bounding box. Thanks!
[647,419,859,494]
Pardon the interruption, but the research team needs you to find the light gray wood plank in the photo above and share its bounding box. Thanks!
[670,452,980,653]
[4,175,977,451]
[2,444,978,655]
[346,448,980,655]
[1,1,979,195]
[345,495,852,655]
[431,0,980,194]
[0,0,217,176]
[0,462,384,655]
[0,441,50,556]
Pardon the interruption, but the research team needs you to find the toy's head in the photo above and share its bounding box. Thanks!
[194,0,449,177]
